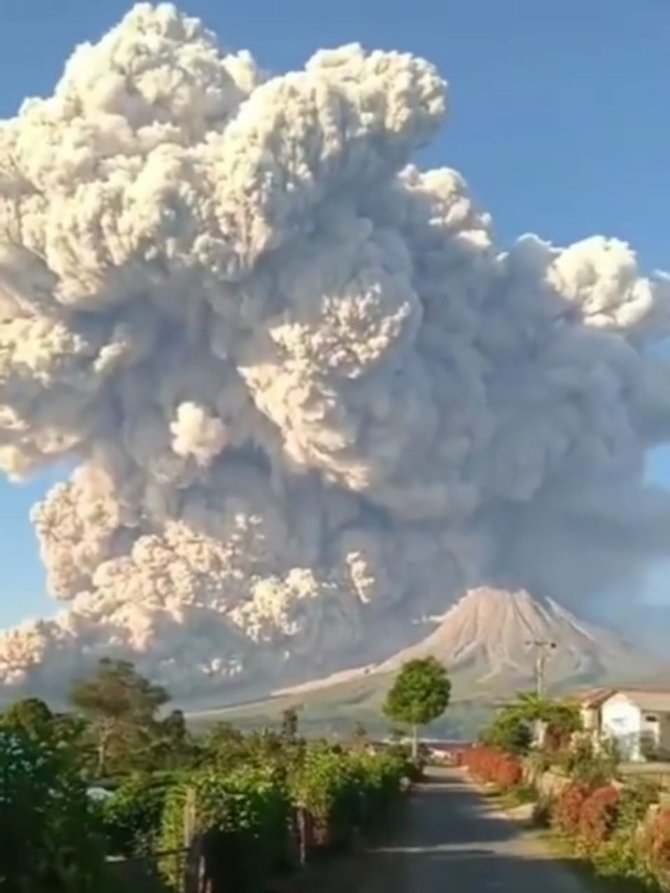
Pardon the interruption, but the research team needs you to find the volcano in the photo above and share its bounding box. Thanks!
[185,587,667,737]
[261,586,666,710]
[374,587,665,691]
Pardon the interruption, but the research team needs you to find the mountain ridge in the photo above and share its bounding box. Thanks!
[374,586,659,686]
[185,587,668,737]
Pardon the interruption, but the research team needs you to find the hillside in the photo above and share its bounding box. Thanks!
[186,587,666,738]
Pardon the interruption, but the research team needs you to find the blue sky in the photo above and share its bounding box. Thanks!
[0,0,668,625]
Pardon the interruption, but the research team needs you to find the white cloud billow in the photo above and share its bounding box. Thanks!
[0,3,668,699]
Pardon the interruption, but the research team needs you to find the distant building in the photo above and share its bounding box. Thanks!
[577,688,670,762]
[578,688,613,737]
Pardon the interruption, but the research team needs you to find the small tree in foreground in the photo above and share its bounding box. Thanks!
[0,726,106,891]
[383,658,451,758]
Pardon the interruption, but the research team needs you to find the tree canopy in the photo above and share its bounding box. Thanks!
[482,692,582,754]
[69,658,170,777]
[2,697,53,735]
[0,725,107,891]
[383,658,451,756]
[480,707,533,754]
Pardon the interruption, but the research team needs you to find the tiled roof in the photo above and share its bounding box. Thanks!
[578,688,615,709]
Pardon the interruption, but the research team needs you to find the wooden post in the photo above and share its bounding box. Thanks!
[182,787,199,893]
[297,807,308,868]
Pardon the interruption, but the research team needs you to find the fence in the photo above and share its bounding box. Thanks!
[106,850,181,892]
[105,801,311,893]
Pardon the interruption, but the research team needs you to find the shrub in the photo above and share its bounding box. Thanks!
[0,727,108,892]
[159,766,291,890]
[155,746,406,890]
[497,753,523,790]
[290,745,359,850]
[589,779,661,883]
[100,771,176,856]
[290,744,404,849]
[480,712,532,755]
[617,779,660,832]
[647,809,670,877]
[578,784,620,850]
[558,736,619,786]
[462,746,522,790]
[593,836,653,885]
[385,742,424,782]
[553,781,593,836]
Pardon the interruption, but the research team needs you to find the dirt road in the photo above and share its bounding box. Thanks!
[343,768,591,892]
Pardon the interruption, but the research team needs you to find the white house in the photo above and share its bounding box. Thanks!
[578,688,612,738]
[598,689,670,762]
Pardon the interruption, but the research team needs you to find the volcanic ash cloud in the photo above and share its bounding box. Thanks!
[0,3,669,698]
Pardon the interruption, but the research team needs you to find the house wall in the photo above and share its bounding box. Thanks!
[658,713,670,758]
[640,712,661,756]
[581,706,599,732]
[601,695,642,761]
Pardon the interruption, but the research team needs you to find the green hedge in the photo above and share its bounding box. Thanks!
[0,728,109,892]
[94,744,408,892]
[158,766,291,890]
[100,771,178,856]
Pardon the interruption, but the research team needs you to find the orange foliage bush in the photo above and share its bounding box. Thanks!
[553,781,592,835]
[578,785,620,849]
[647,809,670,874]
[462,746,522,791]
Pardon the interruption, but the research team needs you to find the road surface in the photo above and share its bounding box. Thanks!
[354,768,591,892]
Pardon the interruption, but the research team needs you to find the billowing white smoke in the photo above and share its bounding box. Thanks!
[1,3,669,699]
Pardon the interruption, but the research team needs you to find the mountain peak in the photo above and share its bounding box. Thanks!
[381,586,663,691]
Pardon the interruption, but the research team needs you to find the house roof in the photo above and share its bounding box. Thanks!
[604,689,670,713]
[578,688,615,709]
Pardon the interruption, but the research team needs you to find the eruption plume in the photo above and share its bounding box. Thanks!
[0,3,668,699]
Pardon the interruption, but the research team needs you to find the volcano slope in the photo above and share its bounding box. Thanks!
[186,587,666,737]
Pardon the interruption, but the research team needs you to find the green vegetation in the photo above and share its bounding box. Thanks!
[466,696,670,891]
[382,657,451,757]
[480,691,582,755]
[0,658,422,892]
[0,725,108,892]
[69,658,171,777]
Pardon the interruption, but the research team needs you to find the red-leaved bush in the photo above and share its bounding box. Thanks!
[553,781,593,836]
[462,746,522,791]
[578,785,620,849]
[647,809,670,875]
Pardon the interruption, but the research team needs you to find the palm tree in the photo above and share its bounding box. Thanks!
[500,692,581,749]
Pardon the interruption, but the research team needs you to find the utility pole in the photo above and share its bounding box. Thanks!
[526,639,557,748]
[526,639,557,697]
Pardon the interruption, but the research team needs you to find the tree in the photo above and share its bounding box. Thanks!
[280,707,299,742]
[147,708,199,770]
[480,709,533,754]
[0,725,107,891]
[383,658,451,758]
[2,697,53,737]
[162,708,187,745]
[203,721,248,767]
[69,658,169,777]
[499,692,582,751]
[1,699,88,757]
